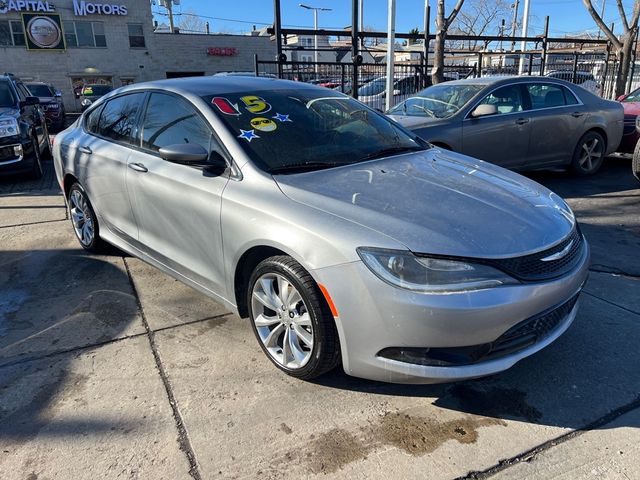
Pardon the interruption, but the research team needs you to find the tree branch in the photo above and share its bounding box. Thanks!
[583,0,623,49]
[616,0,630,32]
[630,0,640,31]
[445,0,466,28]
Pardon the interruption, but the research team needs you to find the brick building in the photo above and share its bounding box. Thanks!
[0,0,276,110]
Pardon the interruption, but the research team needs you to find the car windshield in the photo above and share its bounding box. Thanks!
[27,84,54,97]
[205,88,427,174]
[358,78,387,96]
[387,84,484,118]
[82,85,112,97]
[622,88,640,102]
[0,82,15,107]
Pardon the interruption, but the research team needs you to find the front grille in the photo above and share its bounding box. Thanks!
[377,292,580,367]
[488,227,584,282]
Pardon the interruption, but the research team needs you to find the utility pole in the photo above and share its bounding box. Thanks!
[518,0,530,74]
[163,0,175,33]
[385,0,396,111]
[300,3,332,78]
[510,0,519,51]
[597,0,606,40]
[359,0,364,45]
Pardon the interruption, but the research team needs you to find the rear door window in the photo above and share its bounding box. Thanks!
[526,83,578,109]
[97,93,145,145]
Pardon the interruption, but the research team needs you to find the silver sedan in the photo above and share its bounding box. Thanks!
[53,77,589,384]
[387,76,623,175]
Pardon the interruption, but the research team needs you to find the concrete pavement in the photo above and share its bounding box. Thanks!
[0,157,638,479]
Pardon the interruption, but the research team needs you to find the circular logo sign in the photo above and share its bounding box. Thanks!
[26,16,62,49]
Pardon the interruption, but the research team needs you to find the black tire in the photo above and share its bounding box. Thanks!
[633,139,640,183]
[247,255,341,380]
[67,183,108,253]
[571,131,606,176]
[30,136,43,179]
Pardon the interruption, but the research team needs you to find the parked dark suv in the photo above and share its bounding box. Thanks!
[0,73,50,178]
[26,82,66,131]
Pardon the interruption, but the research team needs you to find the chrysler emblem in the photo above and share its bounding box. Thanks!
[540,240,574,262]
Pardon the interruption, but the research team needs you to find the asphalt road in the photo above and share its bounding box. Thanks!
[0,156,638,480]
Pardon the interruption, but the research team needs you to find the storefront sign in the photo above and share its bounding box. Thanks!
[207,47,237,57]
[22,12,65,50]
[0,1,55,14]
[73,0,128,16]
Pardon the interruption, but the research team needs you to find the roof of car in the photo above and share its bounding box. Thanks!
[119,76,327,97]
[436,75,575,87]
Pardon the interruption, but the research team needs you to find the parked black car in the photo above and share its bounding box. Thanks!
[0,73,50,178]
[26,82,66,131]
[77,84,113,111]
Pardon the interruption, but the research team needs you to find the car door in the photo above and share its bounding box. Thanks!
[15,82,45,145]
[79,93,145,242]
[461,83,531,169]
[523,82,587,168]
[125,91,231,294]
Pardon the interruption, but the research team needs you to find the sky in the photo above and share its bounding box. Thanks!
[152,0,636,38]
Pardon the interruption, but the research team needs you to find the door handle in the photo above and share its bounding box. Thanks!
[515,118,530,125]
[78,146,92,154]
[571,112,585,118]
[128,162,148,173]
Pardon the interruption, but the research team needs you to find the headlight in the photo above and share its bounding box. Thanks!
[357,247,518,293]
[0,118,19,138]
[81,99,93,107]
[636,115,640,131]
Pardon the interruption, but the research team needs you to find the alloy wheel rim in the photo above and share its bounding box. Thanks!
[578,138,602,171]
[69,190,94,246]
[251,273,314,369]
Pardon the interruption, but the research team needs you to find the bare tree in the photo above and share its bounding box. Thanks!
[452,0,511,50]
[583,0,640,97]
[178,11,207,34]
[433,0,465,84]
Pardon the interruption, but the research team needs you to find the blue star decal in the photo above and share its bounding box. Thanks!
[238,129,260,142]
[272,112,292,123]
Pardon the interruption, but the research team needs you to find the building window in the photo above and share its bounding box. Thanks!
[128,24,145,48]
[0,20,26,46]
[63,21,106,48]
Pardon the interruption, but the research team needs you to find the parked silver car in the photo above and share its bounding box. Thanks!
[53,77,590,384]
[387,76,623,175]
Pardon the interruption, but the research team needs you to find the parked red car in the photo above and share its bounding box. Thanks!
[616,87,640,153]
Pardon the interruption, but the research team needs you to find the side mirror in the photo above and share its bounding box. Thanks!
[20,96,40,107]
[470,104,498,118]
[159,143,210,165]
[617,94,626,101]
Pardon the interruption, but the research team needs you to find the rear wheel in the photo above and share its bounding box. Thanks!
[571,131,605,176]
[68,183,107,253]
[633,139,640,182]
[247,256,340,380]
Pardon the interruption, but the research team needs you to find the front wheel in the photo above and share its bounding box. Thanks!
[68,183,107,253]
[571,131,605,176]
[30,136,43,179]
[633,139,640,183]
[247,256,340,380]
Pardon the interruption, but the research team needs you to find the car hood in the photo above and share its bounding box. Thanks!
[622,102,640,116]
[387,114,449,129]
[274,150,575,258]
[0,107,19,118]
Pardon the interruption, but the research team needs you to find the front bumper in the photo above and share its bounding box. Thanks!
[312,239,590,384]
[0,137,35,175]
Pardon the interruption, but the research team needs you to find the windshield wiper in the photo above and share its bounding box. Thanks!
[359,146,425,162]
[269,162,347,174]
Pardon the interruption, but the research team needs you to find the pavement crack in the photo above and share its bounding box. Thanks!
[0,218,67,229]
[456,394,640,480]
[123,257,203,480]
[582,291,640,317]
[589,266,640,280]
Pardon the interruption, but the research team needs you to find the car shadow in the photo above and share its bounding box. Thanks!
[0,248,140,441]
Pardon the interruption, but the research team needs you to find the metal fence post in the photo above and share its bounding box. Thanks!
[627,28,639,93]
[602,43,611,98]
[273,0,283,78]
[528,53,534,75]
[572,53,579,84]
[477,52,483,77]
[541,16,549,75]
[351,0,359,99]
